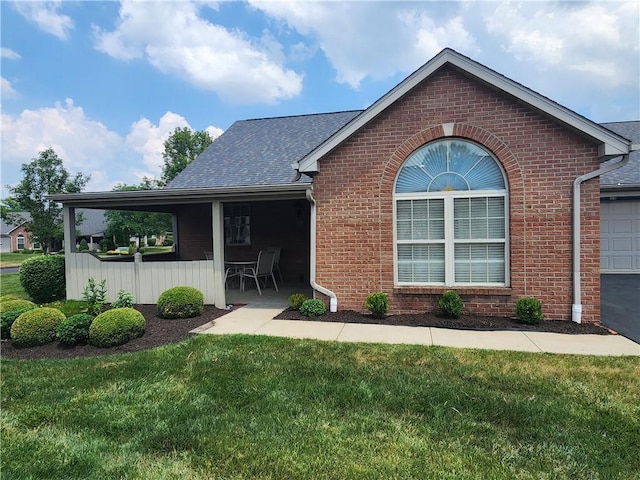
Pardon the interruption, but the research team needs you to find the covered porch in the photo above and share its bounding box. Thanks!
[54,185,313,309]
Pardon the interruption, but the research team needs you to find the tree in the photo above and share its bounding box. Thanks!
[3,149,89,253]
[104,182,173,247]
[161,127,214,185]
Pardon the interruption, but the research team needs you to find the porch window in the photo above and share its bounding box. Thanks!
[224,204,251,245]
[394,139,508,286]
[17,235,25,250]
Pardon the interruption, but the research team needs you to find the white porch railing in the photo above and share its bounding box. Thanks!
[65,253,217,304]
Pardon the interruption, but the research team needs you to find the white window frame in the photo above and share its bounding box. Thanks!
[16,235,25,250]
[393,140,509,287]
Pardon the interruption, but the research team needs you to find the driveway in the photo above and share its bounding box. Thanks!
[601,274,640,344]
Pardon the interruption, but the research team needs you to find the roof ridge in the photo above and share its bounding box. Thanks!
[239,109,364,123]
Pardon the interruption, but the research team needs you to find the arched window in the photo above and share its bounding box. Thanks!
[394,139,508,286]
[17,235,25,250]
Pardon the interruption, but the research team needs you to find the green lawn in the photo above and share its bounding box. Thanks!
[2,335,639,479]
[0,252,43,268]
[0,273,29,300]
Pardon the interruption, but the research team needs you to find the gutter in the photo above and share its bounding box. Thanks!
[306,189,338,312]
[572,153,630,323]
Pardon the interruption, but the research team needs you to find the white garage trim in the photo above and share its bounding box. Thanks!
[601,199,640,273]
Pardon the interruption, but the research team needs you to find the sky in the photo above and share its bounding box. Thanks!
[1,1,639,197]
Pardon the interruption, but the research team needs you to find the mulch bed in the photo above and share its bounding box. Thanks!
[275,309,612,335]
[2,305,611,361]
[1,305,229,361]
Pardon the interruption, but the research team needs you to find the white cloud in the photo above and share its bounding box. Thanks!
[1,47,21,60]
[250,1,479,88]
[1,77,18,99]
[1,99,223,194]
[12,1,74,40]
[484,1,639,87]
[93,0,303,104]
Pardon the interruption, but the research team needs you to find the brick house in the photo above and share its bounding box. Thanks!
[0,215,41,253]
[51,49,634,322]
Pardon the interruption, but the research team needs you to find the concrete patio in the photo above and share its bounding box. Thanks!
[194,289,640,356]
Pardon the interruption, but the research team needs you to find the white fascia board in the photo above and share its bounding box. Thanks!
[47,183,311,209]
[298,49,631,173]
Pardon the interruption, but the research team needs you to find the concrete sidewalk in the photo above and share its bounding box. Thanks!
[193,305,640,356]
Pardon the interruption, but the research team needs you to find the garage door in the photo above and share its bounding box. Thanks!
[601,199,640,273]
[0,235,11,253]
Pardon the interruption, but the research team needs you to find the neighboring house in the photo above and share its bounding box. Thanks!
[599,121,640,273]
[0,214,41,252]
[50,49,635,323]
[76,209,108,251]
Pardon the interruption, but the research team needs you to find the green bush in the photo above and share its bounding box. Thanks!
[0,299,37,313]
[78,239,89,251]
[99,239,114,252]
[10,307,66,347]
[439,290,463,319]
[288,293,309,310]
[163,238,174,247]
[82,278,107,316]
[19,254,66,304]
[89,308,145,347]
[157,286,204,319]
[365,292,388,318]
[147,238,156,246]
[516,298,543,325]
[56,313,94,346]
[300,298,327,317]
[1,306,37,339]
[112,290,134,309]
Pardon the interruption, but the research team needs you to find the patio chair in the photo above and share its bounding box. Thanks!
[240,250,278,295]
[266,246,282,283]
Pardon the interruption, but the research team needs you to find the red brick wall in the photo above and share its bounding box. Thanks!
[313,66,602,322]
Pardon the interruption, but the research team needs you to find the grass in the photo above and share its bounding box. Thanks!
[0,273,30,300]
[2,335,639,479]
[0,252,43,268]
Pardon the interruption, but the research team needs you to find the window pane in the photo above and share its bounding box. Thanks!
[396,199,444,241]
[397,244,445,283]
[454,243,505,283]
[395,140,505,193]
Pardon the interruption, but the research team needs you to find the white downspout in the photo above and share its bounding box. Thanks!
[572,153,630,323]
[306,189,338,312]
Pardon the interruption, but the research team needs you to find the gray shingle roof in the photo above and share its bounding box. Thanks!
[167,110,363,189]
[77,209,107,236]
[0,213,30,234]
[600,121,640,189]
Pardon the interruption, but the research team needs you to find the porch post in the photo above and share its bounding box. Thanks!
[211,201,226,309]
[63,205,76,253]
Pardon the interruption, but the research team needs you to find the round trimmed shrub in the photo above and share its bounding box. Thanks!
[56,313,94,346]
[10,307,66,347]
[439,290,463,319]
[1,305,37,339]
[516,298,543,325]
[0,299,37,313]
[288,293,308,311]
[300,298,327,317]
[89,308,146,348]
[157,286,204,319]
[365,292,388,318]
[19,254,66,304]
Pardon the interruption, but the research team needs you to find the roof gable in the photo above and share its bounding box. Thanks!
[297,48,632,174]
[168,110,362,189]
